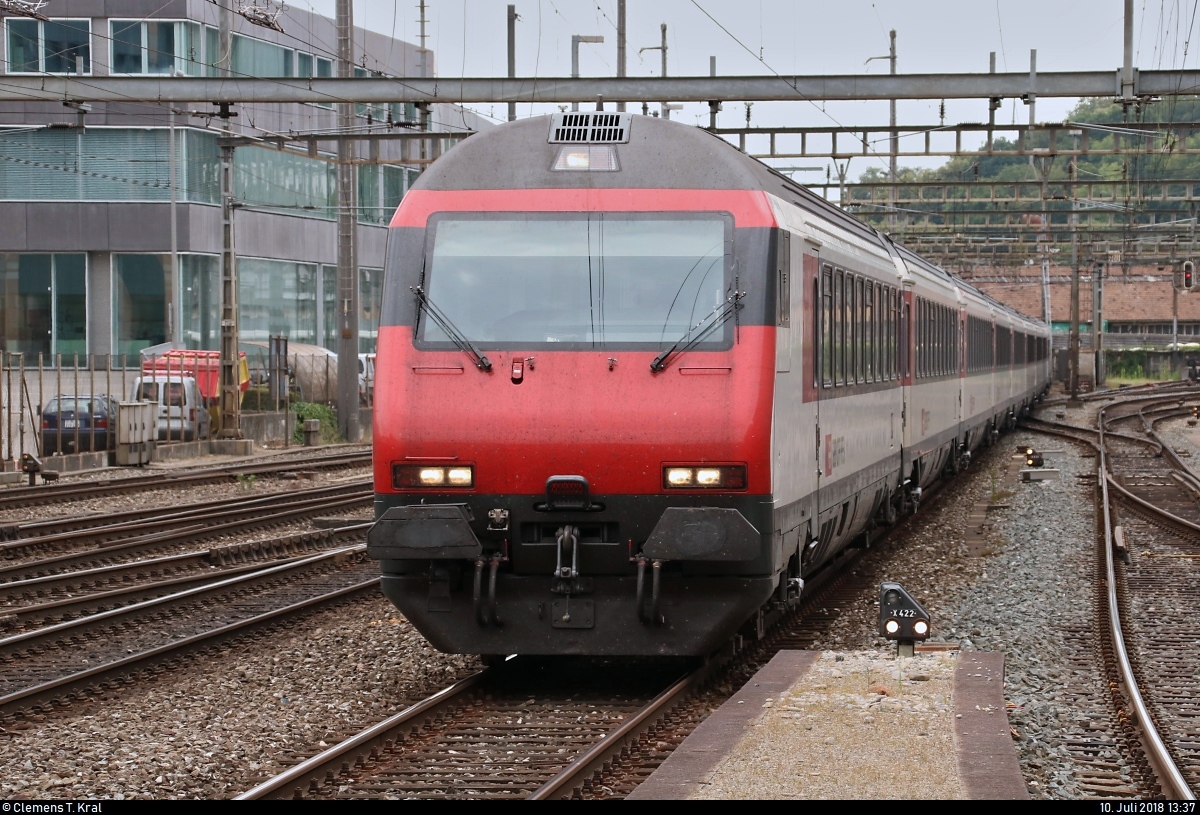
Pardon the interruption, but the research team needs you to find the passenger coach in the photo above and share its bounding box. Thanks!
[367,113,1050,657]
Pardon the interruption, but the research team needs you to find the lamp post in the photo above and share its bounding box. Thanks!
[571,34,604,112]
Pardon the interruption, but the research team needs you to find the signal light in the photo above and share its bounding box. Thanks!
[1025,450,1044,467]
[879,582,931,658]
[1185,260,1195,291]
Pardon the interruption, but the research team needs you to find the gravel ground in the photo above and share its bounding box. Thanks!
[0,597,476,799]
[800,395,1125,800]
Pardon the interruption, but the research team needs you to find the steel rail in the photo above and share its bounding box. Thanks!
[3,479,368,540]
[236,669,491,800]
[0,450,370,510]
[1,525,370,624]
[0,490,371,570]
[0,544,374,716]
[1097,405,1196,800]
[527,666,706,800]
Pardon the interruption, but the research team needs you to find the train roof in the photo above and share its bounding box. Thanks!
[415,114,1045,331]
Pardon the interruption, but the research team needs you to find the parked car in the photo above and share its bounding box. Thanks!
[132,375,211,441]
[41,395,119,454]
[359,353,376,405]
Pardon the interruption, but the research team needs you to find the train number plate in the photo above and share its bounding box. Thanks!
[550,599,594,629]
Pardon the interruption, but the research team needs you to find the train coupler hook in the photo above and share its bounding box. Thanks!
[554,526,579,579]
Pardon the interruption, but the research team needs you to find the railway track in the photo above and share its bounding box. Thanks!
[0,449,371,511]
[0,540,375,721]
[0,525,366,633]
[0,480,371,571]
[1023,395,1199,800]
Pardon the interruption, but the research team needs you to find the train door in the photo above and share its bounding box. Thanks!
[776,232,791,373]
[806,254,831,574]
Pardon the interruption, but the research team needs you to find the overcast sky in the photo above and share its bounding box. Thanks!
[295,1,1198,177]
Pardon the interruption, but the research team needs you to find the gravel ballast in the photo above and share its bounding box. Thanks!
[0,598,475,799]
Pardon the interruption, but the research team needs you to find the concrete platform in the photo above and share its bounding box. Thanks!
[629,649,1028,800]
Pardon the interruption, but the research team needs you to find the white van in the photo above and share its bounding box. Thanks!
[132,375,211,441]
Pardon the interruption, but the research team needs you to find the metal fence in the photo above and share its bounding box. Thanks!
[2,350,375,464]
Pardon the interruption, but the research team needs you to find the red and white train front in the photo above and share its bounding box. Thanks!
[369,116,785,656]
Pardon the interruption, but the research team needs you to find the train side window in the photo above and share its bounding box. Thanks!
[843,271,853,385]
[917,299,926,378]
[868,280,878,381]
[888,288,897,381]
[821,266,833,387]
[833,268,843,386]
[855,276,864,384]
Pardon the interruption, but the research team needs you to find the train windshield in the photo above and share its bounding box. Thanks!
[417,213,732,349]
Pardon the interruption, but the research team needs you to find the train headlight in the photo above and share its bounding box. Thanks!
[552,144,619,172]
[662,465,747,490]
[393,464,474,489]
[665,468,694,486]
[447,468,473,486]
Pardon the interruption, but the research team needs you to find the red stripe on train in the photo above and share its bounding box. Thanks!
[388,189,778,228]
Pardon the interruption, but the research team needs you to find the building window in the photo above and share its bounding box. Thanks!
[110,20,201,76]
[360,267,382,354]
[0,254,86,358]
[236,145,335,218]
[232,33,293,76]
[180,255,220,350]
[321,265,338,351]
[238,258,318,345]
[114,254,174,357]
[6,18,91,74]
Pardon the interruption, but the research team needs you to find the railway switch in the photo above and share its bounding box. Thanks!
[879,582,931,658]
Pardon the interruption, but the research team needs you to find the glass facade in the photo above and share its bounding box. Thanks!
[6,19,91,74]
[113,254,173,357]
[231,33,293,77]
[180,255,220,350]
[236,145,336,217]
[321,265,338,351]
[238,258,319,344]
[0,254,86,358]
[110,20,202,75]
[0,128,412,224]
[359,267,383,353]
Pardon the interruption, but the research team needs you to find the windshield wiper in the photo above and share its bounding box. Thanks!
[650,288,745,373]
[412,285,493,372]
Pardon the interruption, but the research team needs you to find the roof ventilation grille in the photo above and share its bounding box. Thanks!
[549,112,632,144]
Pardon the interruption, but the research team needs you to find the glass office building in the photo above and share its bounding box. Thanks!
[0,1,487,362]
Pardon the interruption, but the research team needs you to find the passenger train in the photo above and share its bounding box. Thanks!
[367,113,1051,658]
